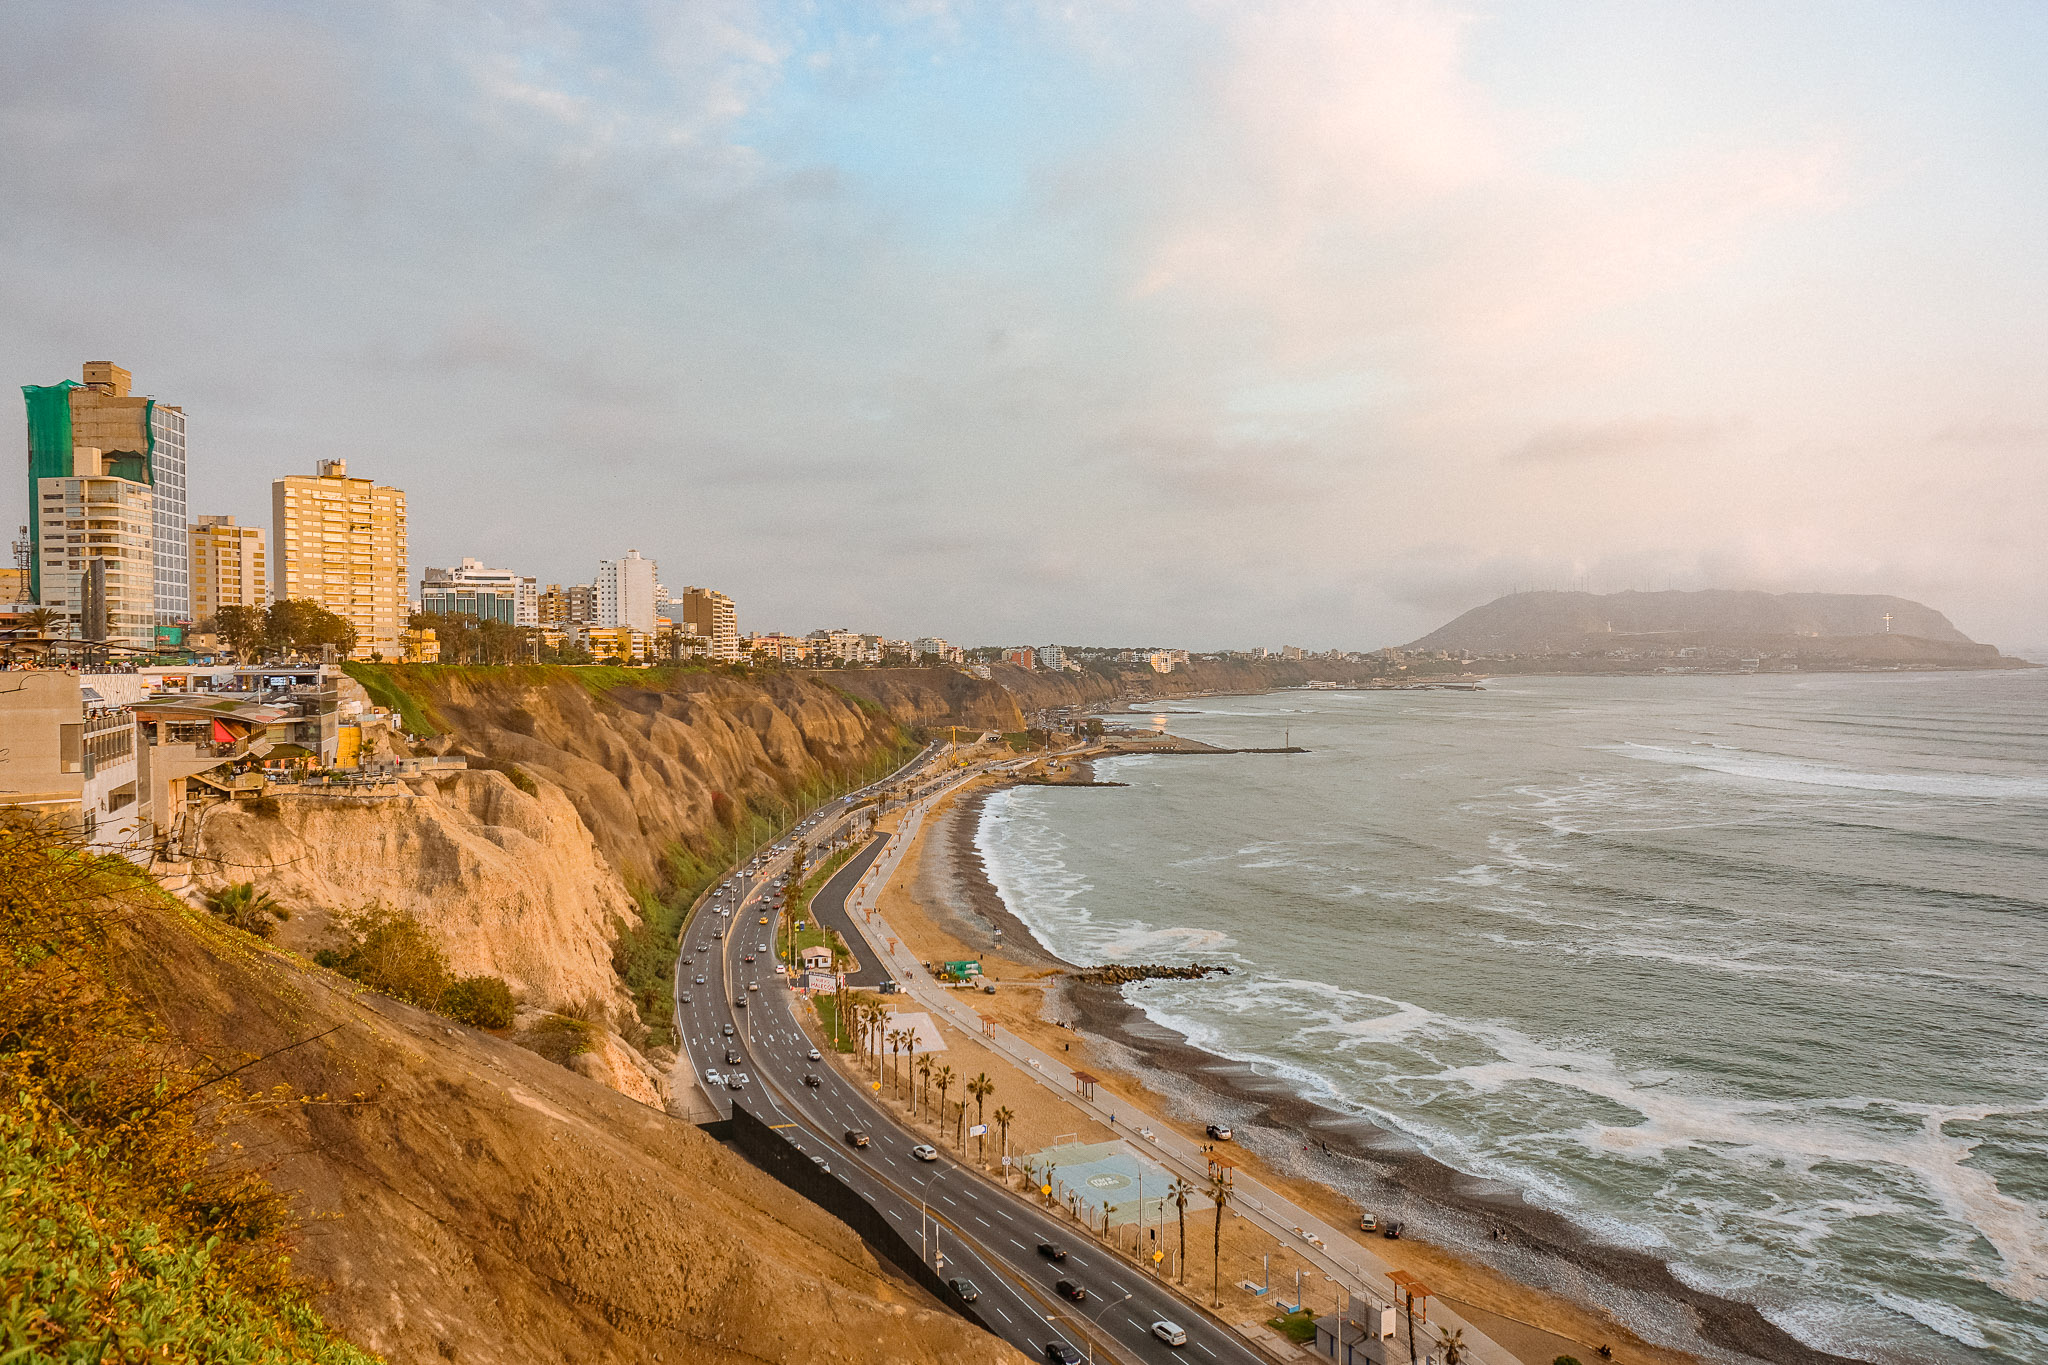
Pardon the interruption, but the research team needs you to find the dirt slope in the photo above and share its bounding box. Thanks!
[127,893,1021,1365]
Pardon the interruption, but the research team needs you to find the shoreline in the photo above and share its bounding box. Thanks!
[939,776,1865,1365]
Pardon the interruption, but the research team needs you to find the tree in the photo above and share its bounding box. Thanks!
[266,598,356,659]
[210,604,268,659]
[21,606,62,638]
[1170,1176,1194,1284]
[993,1105,1015,1175]
[933,1065,954,1141]
[1439,1328,1466,1365]
[967,1072,995,1163]
[1208,1175,1233,1308]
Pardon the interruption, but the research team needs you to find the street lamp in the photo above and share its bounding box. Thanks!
[918,1166,952,1266]
[1081,1291,1133,1365]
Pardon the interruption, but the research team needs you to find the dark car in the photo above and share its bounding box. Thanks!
[1043,1345,1082,1365]
[803,1073,821,1088]
[721,1024,734,1037]
[1382,1220,1404,1239]
[734,997,746,1008]
[844,1130,870,1148]
[1036,1242,1067,1262]
[742,953,754,963]
[948,1277,980,1303]
[1206,1123,1233,1141]
[1056,1279,1086,1302]
[725,1048,740,1064]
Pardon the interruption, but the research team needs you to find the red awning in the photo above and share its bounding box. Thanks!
[212,719,236,744]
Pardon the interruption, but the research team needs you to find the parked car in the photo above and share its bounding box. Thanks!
[803,1073,821,1088]
[1150,1321,1188,1347]
[1056,1279,1086,1302]
[1382,1220,1404,1240]
[1037,1242,1067,1262]
[844,1130,870,1149]
[1206,1123,1233,1141]
[1359,1213,1377,1232]
[911,1144,939,1162]
[949,1278,980,1303]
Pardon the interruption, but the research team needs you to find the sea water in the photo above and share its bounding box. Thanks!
[975,673,2048,1364]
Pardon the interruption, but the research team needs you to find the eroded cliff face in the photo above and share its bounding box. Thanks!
[193,768,639,1016]
[389,667,939,890]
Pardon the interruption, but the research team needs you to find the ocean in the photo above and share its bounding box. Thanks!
[974,672,2048,1364]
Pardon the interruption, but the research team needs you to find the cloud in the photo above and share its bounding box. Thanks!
[1504,416,1747,466]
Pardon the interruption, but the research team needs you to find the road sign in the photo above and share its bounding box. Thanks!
[969,1124,987,1136]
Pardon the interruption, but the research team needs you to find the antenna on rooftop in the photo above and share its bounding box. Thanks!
[11,526,29,603]
[1882,613,1893,634]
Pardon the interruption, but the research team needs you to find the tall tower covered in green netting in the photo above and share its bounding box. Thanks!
[21,363,188,626]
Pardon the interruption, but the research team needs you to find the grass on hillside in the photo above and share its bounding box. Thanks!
[810,993,859,1053]
[342,661,440,737]
[0,820,379,1363]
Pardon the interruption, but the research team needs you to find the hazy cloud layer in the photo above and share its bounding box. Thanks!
[4,1,2045,648]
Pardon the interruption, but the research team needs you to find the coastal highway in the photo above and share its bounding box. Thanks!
[675,752,1265,1365]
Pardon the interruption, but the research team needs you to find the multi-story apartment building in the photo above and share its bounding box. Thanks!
[271,459,407,660]
[1036,644,1066,670]
[564,583,597,625]
[23,362,188,625]
[596,550,657,634]
[678,586,740,661]
[420,558,535,625]
[189,515,268,622]
[33,448,157,653]
[1003,647,1037,669]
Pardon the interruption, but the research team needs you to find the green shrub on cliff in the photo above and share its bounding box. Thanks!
[439,974,515,1029]
[205,881,291,939]
[316,905,514,1030]
[0,820,378,1363]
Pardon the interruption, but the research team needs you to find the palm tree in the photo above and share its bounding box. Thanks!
[1439,1327,1467,1365]
[916,1053,934,1116]
[967,1073,995,1163]
[887,1027,906,1095]
[993,1105,1015,1177]
[21,607,61,638]
[933,1064,954,1143]
[1169,1176,1194,1284]
[1208,1175,1233,1308]
[204,881,289,938]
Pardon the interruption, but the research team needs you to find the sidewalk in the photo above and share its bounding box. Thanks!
[842,765,1514,1365]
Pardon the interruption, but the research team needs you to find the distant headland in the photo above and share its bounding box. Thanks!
[1401,589,2032,673]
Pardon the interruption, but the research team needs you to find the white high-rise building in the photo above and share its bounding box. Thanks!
[596,549,658,635]
[419,557,538,626]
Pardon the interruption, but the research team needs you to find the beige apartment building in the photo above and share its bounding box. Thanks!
[679,586,740,661]
[271,459,407,659]
[189,515,268,621]
[35,448,157,654]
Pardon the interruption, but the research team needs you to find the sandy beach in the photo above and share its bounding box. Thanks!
[860,766,1869,1365]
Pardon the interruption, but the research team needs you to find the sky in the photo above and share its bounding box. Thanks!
[4,0,2046,651]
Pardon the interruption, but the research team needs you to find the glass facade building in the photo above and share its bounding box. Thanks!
[148,401,188,624]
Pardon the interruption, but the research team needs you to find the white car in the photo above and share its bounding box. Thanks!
[807,1048,822,1061]
[705,1069,722,1086]
[911,1144,939,1162]
[1150,1321,1187,1347]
